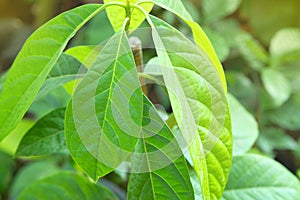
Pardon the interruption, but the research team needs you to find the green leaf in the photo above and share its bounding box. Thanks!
[0,4,106,142]
[17,171,118,200]
[147,15,232,200]
[16,108,66,157]
[127,97,194,199]
[257,128,297,156]
[227,94,258,155]
[222,154,300,200]
[0,120,34,155]
[36,53,87,99]
[104,0,153,32]
[0,151,14,193]
[267,95,300,131]
[139,0,227,92]
[261,68,291,107]
[202,0,242,23]
[65,28,143,180]
[9,160,60,199]
[0,71,7,94]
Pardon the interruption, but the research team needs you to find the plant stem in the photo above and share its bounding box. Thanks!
[129,37,148,95]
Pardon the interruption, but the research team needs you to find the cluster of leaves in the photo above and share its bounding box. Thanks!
[0,0,300,200]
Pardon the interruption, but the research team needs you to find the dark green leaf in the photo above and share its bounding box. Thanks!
[17,171,118,200]
[16,108,66,157]
[127,97,194,199]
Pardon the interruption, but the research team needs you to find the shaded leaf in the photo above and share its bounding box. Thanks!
[261,68,291,107]
[0,4,106,141]
[18,171,118,200]
[0,151,14,193]
[222,154,300,200]
[16,108,66,157]
[228,94,258,155]
[127,97,194,199]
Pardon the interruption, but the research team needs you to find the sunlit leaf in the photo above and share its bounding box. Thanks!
[139,0,227,92]
[127,97,194,199]
[0,4,105,142]
[222,154,300,200]
[105,0,153,32]
[147,15,232,199]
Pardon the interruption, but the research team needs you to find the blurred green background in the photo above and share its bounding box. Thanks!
[0,0,300,199]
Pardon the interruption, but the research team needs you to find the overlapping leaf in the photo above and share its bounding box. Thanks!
[0,4,105,141]
[16,108,66,157]
[65,27,143,180]
[128,97,194,199]
[18,172,118,200]
[147,15,232,199]
[137,0,227,92]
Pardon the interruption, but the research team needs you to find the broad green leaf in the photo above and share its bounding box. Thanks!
[140,0,227,92]
[9,160,60,199]
[227,94,258,155]
[16,108,66,157]
[104,0,153,32]
[18,171,118,200]
[65,28,143,180]
[36,53,87,99]
[257,128,297,156]
[127,97,194,199]
[261,68,291,107]
[202,0,242,23]
[148,15,232,200]
[0,4,106,142]
[222,154,300,200]
[0,151,14,193]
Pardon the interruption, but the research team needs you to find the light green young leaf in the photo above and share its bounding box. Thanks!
[202,0,242,23]
[261,68,291,107]
[222,154,300,200]
[18,171,118,200]
[138,0,227,92]
[37,53,87,99]
[147,15,232,200]
[16,108,66,157]
[227,94,258,155]
[65,28,143,180]
[65,45,100,68]
[104,0,153,32]
[0,4,105,142]
[127,97,194,199]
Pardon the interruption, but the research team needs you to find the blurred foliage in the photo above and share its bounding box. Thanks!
[0,0,300,199]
